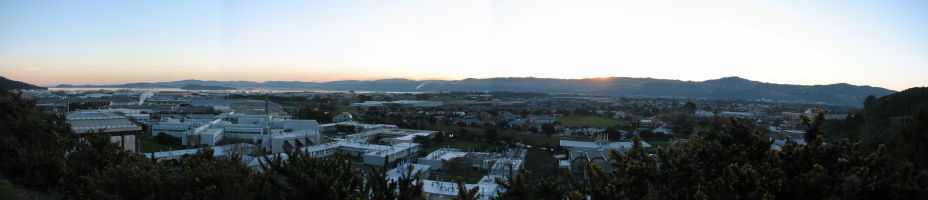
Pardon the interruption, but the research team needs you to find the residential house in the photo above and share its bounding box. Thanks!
[333,112,353,122]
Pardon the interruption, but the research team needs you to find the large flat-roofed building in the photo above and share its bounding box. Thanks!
[298,140,421,166]
[67,112,143,134]
[386,162,431,180]
[418,148,469,171]
[320,122,398,134]
[152,122,200,138]
[66,112,143,152]
[149,115,322,152]
[349,101,387,108]
[272,120,319,131]
[147,143,256,161]
[383,100,444,108]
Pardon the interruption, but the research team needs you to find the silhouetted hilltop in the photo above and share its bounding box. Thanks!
[0,76,46,90]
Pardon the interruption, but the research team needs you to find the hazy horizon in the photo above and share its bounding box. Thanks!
[42,75,900,91]
[3,0,927,91]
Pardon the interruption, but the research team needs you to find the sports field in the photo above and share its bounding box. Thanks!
[556,115,630,128]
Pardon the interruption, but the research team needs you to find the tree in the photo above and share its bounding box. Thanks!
[603,127,622,140]
[298,108,333,123]
[60,130,134,199]
[257,151,367,199]
[159,148,257,199]
[864,95,877,107]
[541,124,556,137]
[0,88,78,189]
[456,128,470,140]
[358,94,374,102]
[427,116,438,125]
[224,142,258,164]
[570,113,928,199]
[396,165,426,200]
[528,126,538,134]
[490,170,577,200]
[682,101,698,113]
[485,128,499,141]
[365,166,399,200]
[896,104,928,169]
[415,93,430,100]
[91,153,168,199]
[493,171,535,200]
[414,135,432,149]
[454,177,481,200]
[435,131,446,143]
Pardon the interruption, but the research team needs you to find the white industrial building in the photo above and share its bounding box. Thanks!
[149,115,321,154]
[386,161,431,180]
[66,112,143,152]
[147,143,257,161]
[383,100,444,108]
[414,148,526,200]
[320,122,398,134]
[418,148,469,171]
[298,139,421,166]
[350,100,444,108]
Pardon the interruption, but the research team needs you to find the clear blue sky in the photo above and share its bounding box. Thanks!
[1,0,926,91]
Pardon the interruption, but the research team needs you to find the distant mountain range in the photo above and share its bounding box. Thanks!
[0,76,47,90]
[53,76,897,106]
[180,84,237,90]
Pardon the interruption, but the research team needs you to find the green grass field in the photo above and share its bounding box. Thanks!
[557,115,630,128]
[464,127,560,147]
[428,126,561,150]
[498,130,561,147]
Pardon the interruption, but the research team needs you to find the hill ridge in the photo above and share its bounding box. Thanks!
[0,76,47,90]
[52,76,897,106]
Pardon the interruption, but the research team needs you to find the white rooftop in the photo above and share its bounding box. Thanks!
[385,163,431,179]
[147,143,256,159]
[559,140,651,149]
[422,148,468,161]
[422,179,499,200]
[299,140,419,156]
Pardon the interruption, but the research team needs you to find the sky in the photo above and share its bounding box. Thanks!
[1,0,926,91]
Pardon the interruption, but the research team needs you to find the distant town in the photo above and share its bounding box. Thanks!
[9,87,862,199]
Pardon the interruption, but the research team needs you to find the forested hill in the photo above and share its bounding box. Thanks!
[54,76,896,105]
[420,77,895,105]
[824,87,928,169]
[0,76,46,90]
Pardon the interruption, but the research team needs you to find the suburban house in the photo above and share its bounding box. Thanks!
[333,112,353,122]
[559,134,651,174]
